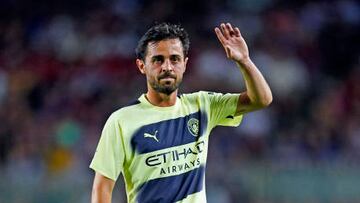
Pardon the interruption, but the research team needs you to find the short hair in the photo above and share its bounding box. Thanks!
[135,22,190,61]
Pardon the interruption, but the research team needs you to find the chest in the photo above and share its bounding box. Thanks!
[129,110,208,155]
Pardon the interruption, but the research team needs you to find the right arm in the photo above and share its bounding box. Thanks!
[91,172,116,203]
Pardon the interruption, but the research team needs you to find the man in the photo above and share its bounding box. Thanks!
[90,22,272,203]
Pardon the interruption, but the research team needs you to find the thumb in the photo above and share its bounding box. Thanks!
[225,46,232,59]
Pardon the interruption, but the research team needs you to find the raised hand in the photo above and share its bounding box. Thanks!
[215,23,249,64]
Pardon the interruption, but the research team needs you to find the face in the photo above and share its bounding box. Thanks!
[136,38,188,95]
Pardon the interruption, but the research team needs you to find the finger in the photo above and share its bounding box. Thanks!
[225,46,232,59]
[215,27,226,45]
[226,23,235,36]
[234,27,241,37]
[220,23,230,40]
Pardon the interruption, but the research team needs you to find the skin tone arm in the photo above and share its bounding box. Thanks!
[91,172,115,203]
[215,23,273,115]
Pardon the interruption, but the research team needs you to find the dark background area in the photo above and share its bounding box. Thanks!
[0,0,359,202]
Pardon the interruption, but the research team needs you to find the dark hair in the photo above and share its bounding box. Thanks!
[135,22,190,61]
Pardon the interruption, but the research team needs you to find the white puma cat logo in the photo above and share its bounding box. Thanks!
[144,130,159,142]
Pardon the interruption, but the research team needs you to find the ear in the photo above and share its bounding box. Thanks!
[184,57,189,72]
[136,59,146,75]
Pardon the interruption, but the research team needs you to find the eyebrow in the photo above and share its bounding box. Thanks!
[151,55,164,61]
[151,54,182,60]
[170,55,181,59]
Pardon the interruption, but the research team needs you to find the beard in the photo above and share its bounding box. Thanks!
[149,71,182,95]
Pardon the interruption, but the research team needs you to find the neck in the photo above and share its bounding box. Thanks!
[146,88,178,107]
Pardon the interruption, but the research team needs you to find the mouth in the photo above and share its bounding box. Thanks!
[160,77,175,86]
[158,75,176,81]
[160,77,175,81]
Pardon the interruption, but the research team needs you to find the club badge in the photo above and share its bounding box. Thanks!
[187,118,199,137]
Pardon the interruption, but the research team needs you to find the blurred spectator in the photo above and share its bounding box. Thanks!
[0,0,359,202]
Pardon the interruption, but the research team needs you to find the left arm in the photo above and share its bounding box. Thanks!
[215,23,272,115]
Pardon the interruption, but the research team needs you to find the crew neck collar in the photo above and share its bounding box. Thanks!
[139,94,180,111]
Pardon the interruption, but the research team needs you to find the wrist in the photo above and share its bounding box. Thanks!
[236,57,253,68]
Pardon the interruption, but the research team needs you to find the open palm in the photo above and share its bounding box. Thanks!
[215,23,249,63]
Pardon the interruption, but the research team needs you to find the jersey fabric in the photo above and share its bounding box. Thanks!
[90,91,243,203]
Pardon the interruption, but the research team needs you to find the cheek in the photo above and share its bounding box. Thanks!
[145,65,160,75]
[176,65,186,75]
[146,70,160,81]
[173,63,185,71]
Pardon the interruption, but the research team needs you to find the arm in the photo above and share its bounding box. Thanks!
[215,23,272,115]
[91,172,116,203]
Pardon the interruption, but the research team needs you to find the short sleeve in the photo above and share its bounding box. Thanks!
[90,114,125,181]
[206,92,243,128]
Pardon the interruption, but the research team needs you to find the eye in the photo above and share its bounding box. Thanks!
[152,56,164,65]
[170,55,181,63]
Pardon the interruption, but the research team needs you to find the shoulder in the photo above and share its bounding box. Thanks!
[109,99,141,121]
[179,91,227,103]
[179,91,216,100]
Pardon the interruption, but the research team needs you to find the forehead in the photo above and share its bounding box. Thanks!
[146,38,184,58]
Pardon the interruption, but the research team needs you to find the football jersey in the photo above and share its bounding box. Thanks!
[90,91,243,203]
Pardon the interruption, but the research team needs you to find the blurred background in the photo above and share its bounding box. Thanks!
[0,0,359,202]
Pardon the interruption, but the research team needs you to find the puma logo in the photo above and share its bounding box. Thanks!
[144,130,159,142]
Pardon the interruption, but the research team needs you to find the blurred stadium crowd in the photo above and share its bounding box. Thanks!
[0,0,359,202]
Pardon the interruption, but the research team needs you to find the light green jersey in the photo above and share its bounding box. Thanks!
[90,91,243,203]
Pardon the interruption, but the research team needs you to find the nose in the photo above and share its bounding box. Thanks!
[161,59,174,72]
